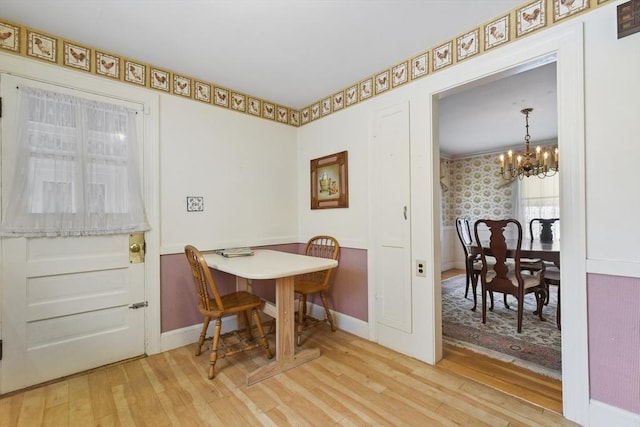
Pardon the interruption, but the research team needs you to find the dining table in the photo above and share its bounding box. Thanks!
[470,238,560,267]
[468,238,560,313]
[203,249,338,385]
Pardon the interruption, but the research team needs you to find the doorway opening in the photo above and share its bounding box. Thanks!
[435,58,562,411]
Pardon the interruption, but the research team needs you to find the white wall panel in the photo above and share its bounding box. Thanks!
[160,96,298,253]
[584,6,640,268]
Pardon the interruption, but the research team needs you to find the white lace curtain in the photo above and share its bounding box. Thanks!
[515,174,560,239]
[1,86,149,237]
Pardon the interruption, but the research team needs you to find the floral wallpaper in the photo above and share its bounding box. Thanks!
[441,154,513,227]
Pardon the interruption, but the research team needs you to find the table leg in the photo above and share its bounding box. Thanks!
[246,275,320,385]
[236,277,250,329]
[236,277,250,292]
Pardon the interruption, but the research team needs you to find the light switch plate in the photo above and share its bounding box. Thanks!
[187,196,204,212]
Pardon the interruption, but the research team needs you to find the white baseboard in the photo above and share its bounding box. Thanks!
[160,324,203,352]
[159,303,370,353]
[441,261,467,271]
[159,316,242,352]
[588,399,640,427]
[440,262,455,271]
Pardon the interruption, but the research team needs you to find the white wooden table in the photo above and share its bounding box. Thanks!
[203,249,338,384]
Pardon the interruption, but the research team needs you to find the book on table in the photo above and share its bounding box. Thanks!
[216,247,254,258]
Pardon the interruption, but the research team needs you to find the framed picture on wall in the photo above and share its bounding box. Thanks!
[311,151,349,209]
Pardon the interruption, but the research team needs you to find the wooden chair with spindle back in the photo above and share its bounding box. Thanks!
[294,235,340,346]
[184,245,272,379]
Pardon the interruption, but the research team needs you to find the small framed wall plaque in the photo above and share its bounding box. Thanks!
[311,151,348,209]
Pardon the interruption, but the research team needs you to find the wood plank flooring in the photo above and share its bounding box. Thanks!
[440,269,563,414]
[0,325,574,426]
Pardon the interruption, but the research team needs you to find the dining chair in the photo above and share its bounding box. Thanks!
[529,217,561,323]
[544,265,561,330]
[473,219,547,333]
[515,218,558,288]
[294,235,340,346]
[529,217,560,242]
[454,217,482,310]
[184,245,272,379]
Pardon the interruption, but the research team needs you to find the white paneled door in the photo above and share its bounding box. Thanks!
[0,75,147,393]
[372,102,413,351]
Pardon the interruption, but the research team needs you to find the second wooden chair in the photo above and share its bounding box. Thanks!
[294,235,340,346]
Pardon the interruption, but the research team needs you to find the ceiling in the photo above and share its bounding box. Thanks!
[0,0,558,156]
[439,60,558,157]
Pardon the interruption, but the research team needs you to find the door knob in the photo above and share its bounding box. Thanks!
[129,233,145,263]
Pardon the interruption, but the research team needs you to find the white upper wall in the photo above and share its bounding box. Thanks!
[296,102,372,250]
[583,8,640,274]
[160,95,298,253]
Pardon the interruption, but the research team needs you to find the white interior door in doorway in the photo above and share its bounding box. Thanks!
[0,75,147,394]
[371,102,413,352]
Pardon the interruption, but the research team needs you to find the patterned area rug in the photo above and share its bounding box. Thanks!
[442,275,561,378]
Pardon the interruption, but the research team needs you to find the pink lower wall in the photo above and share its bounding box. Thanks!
[588,273,640,415]
[160,243,368,332]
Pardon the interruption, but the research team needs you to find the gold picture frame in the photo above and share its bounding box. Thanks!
[311,151,349,209]
[0,22,20,52]
[63,42,90,71]
[485,15,510,50]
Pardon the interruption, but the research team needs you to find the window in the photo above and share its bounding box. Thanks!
[515,174,560,239]
[1,86,149,237]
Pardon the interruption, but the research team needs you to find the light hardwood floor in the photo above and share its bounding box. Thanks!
[0,323,574,426]
[440,268,563,414]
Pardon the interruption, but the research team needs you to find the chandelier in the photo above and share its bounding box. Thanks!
[498,108,558,180]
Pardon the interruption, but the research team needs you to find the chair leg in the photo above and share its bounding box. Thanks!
[556,286,561,330]
[536,289,546,322]
[296,293,307,346]
[319,291,336,332]
[196,316,210,356]
[252,308,273,359]
[481,284,488,325]
[544,281,550,305]
[209,318,222,379]
[517,296,523,333]
[503,294,510,310]
[470,272,479,311]
[464,260,471,299]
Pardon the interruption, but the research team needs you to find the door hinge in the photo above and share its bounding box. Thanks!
[0,97,3,118]
[129,301,148,309]
[0,339,3,361]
